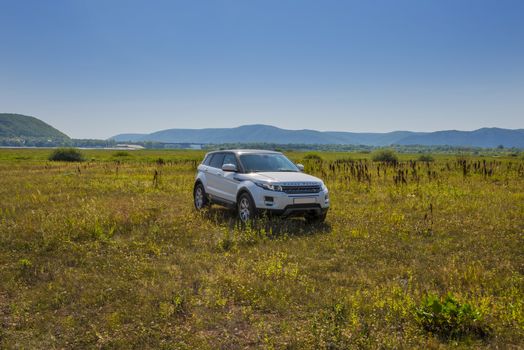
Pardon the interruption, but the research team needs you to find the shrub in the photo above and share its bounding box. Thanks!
[113,151,131,157]
[418,154,434,162]
[371,149,398,163]
[304,153,322,161]
[415,293,489,339]
[48,148,85,162]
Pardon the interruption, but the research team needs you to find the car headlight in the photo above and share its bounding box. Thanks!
[255,182,283,192]
[321,182,328,192]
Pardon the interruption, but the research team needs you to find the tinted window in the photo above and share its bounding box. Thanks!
[202,154,212,165]
[222,153,238,167]
[209,153,225,168]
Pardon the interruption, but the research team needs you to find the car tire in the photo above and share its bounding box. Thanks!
[194,183,209,210]
[305,212,327,224]
[237,192,257,223]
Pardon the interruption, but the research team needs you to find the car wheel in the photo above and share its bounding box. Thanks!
[238,192,257,222]
[194,183,208,210]
[305,212,327,224]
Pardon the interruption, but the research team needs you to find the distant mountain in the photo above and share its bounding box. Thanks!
[112,124,424,146]
[112,133,147,142]
[0,113,70,140]
[111,124,524,148]
[396,128,524,148]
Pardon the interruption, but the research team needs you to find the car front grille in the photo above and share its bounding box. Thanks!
[281,185,322,194]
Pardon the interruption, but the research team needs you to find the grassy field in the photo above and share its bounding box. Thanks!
[0,148,522,349]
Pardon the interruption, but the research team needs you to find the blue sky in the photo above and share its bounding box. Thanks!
[1,0,523,138]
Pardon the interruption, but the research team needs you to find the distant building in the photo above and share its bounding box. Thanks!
[115,144,145,150]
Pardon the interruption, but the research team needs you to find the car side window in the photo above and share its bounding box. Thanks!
[202,154,212,166]
[222,153,238,167]
[209,153,225,168]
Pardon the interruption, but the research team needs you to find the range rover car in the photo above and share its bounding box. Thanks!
[193,150,329,223]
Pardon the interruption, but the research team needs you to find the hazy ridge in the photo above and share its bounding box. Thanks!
[2,114,522,148]
[112,124,524,148]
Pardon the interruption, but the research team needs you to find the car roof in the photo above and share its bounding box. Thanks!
[206,149,282,155]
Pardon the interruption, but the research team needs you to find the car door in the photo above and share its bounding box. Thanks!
[216,153,239,202]
[205,152,225,197]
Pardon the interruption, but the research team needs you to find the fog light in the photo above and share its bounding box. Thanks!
[264,196,274,202]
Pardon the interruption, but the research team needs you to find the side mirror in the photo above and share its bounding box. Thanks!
[296,163,304,171]
[222,163,237,172]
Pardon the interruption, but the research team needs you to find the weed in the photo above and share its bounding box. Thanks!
[415,293,490,340]
[312,301,350,348]
[159,293,187,318]
[18,258,34,283]
[18,258,32,269]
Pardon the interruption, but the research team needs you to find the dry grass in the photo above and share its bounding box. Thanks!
[0,149,522,349]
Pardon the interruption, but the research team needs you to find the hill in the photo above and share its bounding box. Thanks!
[0,113,70,141]
[111,124,524,148]
[396,127,524,148]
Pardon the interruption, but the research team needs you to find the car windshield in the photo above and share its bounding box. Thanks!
[239,153,299,173]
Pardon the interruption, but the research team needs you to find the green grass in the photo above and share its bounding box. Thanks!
[0,148,522,348]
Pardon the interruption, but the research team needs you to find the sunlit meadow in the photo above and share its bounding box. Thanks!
[0,149,522,348]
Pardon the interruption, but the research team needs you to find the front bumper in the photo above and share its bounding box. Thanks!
[251,187,330,217]
[266,203,329,217]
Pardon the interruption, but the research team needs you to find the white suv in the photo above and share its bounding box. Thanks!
[193,150,329,223]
